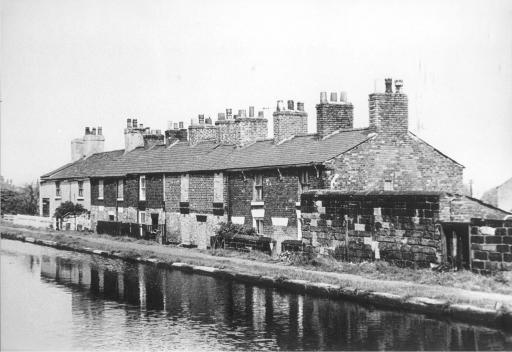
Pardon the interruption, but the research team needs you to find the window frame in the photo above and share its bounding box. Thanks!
[253,174,263,201]
[299,169,310,193]
[55,181,61,198]
[140,175,146,201]
[98,179,104,199]
[255,219,264,235]
[384,179,393,191]
[117,179,124,201]
[78,180,84,198]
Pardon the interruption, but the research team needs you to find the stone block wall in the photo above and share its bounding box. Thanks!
[325,133,464,194]
[470,218,512,274]
[301,191,442,268]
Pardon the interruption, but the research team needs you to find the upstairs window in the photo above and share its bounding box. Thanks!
[384,179,393,191]
[140,176,146,201]
[98,180,104,199]
[55,181,61,197]
[117,179,124,200]
[299,170,310,193]
[78,181,84,198]
[253,174,263,201]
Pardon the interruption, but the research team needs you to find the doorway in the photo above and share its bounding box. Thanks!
[441,222,470,269]
[42,198,50,217]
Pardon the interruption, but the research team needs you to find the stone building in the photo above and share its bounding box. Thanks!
[481,177,512,213]
[40,78,510,270]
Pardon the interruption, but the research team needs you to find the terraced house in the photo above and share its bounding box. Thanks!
[40,79,511,271]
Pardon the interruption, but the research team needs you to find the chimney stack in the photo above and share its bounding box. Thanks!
[198,114,205,124]
[249,106,254,118]
[226,108,233,119]
[258,111,264,118]
[133,119,138,128]
[91,127,96,135]
[218,112,226,121]
[369,78,408,136]
[273,99,308,143]
[316,89,354,138]
[179,121,184,129]
[85,127,90,135]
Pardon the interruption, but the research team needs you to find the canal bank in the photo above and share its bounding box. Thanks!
[1,224,512,332]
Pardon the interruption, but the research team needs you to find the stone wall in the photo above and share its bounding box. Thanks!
[301,191,442,268]
[440,194,510,222]
[325,133,464,194]
[470,218,512,274]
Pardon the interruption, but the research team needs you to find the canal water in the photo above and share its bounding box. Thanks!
[1,239,511,351]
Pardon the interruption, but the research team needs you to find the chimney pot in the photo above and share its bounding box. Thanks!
[394,79,403,93]
[385,78,393,93]
[127,118,132,129]
[287,100,294,110]
[330,92,337,102]
[340,91,348,103]
[139,123,143,129]
[173,122,178,129]
[198,114,205,124]
[156,129,161,135]
[226,108,233,119]
[258,111,264,118]
[249,106,254,117]
[276,100,285,112]
[179,121,184,129]
[238,109,246,118]
[320,92,328,103]
[133,119,138,128]
[98,126,102,135]
[218,112,226,120]
[92,127,97,135]
[205,117,212,125]
[297,102,304,111]
[85,127,90,135]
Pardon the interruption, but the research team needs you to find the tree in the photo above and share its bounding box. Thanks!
[54,201,87,230]
[1,182,39,215]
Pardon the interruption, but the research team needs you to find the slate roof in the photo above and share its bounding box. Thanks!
[41,128,372,180]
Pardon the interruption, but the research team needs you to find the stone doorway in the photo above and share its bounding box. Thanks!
[440,222,470,269]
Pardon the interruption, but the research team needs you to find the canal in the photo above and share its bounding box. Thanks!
[1,239,511,351]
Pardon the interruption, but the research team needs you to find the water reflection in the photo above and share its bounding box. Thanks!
[3,239,512,351]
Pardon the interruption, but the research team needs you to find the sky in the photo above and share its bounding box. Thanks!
[1,0,511,197]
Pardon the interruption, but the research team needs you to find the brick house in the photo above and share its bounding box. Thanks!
[40,79,510,270]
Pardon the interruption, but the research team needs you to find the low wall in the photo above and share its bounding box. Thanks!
[301,191,442,268]
[5,214,54,229]
[470,218,512,274]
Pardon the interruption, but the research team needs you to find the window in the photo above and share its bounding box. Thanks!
[139,212,146,224]
[78,181,84,198]
[55,181,61,197]
[299,170,310,193]
[384,179,393,191]
[140,176,146,201]
[117,179,124,200]
[98,179,104,199]
[253,174,263,201]
[255,219,264,235]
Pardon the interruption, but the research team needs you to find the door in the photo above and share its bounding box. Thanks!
[42,198,50,217]
[441,223,470,269]
[151,213,159,230]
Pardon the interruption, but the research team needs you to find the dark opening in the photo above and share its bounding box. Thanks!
[42,198,50,217]
[441,223,470,270]
[151,213,159,228]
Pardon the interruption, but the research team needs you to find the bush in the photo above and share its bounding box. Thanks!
[211,222,272,254]
[215,222,257,239]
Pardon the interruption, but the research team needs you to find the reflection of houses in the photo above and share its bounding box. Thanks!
[481,177,512,213]
[39,79,510,268]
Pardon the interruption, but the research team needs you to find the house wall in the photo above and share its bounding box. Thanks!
[301,191,443,268]
[325,134,464,194]
[439,194,510,222]
[228,167,324,252]
[39,179,90,218]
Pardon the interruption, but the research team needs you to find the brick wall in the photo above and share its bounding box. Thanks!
[124,175,138,208]
[145,174,163,209]
[91,178,118,207]
[301,191,442,268]
[273,111,308,143]
[216,120,240,145]
[238,118,268,145]
[164,174,181,211]
[189,173,214,213]
[188,125,218,145]
[470,218,512,274]
[325,133,464,194]
[316,103,353,137]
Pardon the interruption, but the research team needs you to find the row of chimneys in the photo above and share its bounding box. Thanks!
[75,78,408,157]
[84,126,103,135]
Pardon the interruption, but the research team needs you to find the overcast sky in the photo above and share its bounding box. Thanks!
[2,0,511,197]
